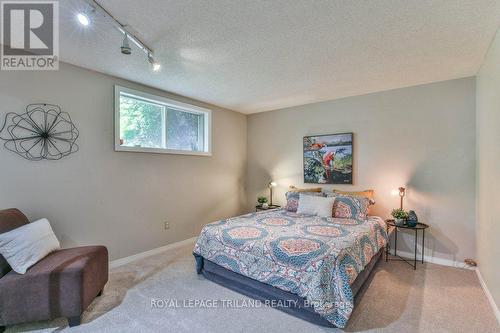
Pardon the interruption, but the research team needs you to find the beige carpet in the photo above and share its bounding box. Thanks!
[6,240,499,333]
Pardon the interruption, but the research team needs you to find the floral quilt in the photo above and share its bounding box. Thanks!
[193,209,388,328]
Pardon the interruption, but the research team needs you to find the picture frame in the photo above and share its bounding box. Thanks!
[303,132,353,184]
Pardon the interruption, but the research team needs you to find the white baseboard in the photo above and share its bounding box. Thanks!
[109,236,198,269]
[476,268,500,325]
[391,250,475,270]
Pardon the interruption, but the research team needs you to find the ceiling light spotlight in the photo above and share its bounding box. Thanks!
[121,33,131,55]
[148,54,161,71]
[76,13,90,26]
[152,62,161,71]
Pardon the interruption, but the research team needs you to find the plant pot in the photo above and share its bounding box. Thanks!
[261,203,269,209]
[394,218,406,226]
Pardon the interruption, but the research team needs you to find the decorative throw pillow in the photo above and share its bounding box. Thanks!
[0,218,60,274]
[0,208,30,278]
[325,189,376,215]
[326,194,370,220]
[297,194,336,217]
[285,191,324,212]
[331,189,375,205]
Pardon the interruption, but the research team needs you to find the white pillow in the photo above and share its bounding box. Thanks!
[0,218,60,274]
[297,193,335,217]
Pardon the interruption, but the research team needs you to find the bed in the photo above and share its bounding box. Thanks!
[193,208,388,328]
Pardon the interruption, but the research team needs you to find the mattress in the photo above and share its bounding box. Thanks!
[193,209,388,328]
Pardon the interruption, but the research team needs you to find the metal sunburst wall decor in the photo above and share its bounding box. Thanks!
[0,104,79,161]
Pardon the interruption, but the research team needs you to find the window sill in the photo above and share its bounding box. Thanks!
[114,145,212,156]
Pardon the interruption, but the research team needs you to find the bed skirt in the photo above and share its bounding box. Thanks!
[194,247,384,327]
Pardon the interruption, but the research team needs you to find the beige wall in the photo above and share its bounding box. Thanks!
[0,62,247,260]
[476,28,500,308]
[0,60,484,273]
[247,77,476,264]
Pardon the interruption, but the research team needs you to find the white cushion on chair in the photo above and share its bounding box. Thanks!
[0,218,60,274]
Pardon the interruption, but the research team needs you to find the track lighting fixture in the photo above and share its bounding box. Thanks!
[82,0,161,72]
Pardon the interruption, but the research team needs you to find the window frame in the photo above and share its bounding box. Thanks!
[114,85,212,156]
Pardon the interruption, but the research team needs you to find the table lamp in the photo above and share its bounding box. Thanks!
[391,187,406,209]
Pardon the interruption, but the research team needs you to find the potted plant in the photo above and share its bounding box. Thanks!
[257,196,269,209]
[391,208,409,226]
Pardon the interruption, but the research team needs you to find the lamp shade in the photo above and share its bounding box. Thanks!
[398,187,406,197]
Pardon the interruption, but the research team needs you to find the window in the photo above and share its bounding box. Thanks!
[114,86,211,155]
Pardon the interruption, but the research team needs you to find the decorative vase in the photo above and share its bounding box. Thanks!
[394,218,406,226]
[261,203,269,209]
[407,210,418,227]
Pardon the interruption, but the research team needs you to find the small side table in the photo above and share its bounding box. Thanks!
[385,219,429,270]
[255,205,281,212]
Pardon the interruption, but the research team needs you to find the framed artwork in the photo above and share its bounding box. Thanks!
[303,132,353,184]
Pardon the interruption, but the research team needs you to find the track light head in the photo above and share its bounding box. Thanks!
[152,62,161,71]
[121,34,131,55]
[148,54,161,71]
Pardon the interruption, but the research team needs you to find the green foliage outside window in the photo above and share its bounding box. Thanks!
[119,94,204,152]
[120,95,163,148]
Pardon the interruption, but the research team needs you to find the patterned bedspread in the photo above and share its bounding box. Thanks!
[193,209,388,328]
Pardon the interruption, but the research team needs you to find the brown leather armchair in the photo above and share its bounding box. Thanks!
[0,209,108,331]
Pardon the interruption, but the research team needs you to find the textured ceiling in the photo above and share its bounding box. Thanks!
[60,0,500,114]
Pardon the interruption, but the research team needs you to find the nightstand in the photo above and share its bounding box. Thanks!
[255,205,281,212]
[385,219,429,269]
